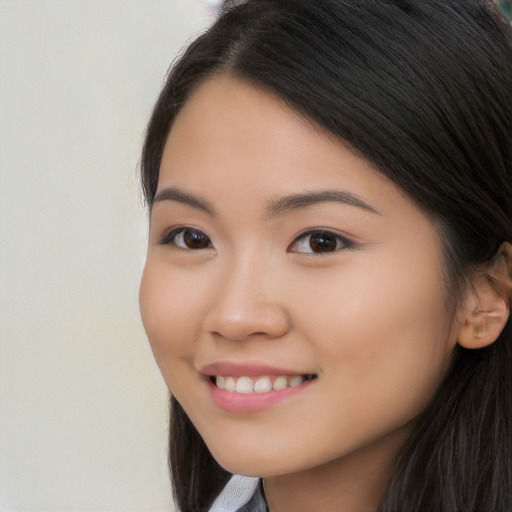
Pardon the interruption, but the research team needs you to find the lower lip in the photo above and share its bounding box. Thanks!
[206,378,315,413]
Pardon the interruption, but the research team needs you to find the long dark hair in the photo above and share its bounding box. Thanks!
[141,1,512,510]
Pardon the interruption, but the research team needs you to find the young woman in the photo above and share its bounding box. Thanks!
[138,1,512,511]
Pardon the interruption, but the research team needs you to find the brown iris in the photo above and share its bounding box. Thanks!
[308,231,340,253]
[182,228,211,249]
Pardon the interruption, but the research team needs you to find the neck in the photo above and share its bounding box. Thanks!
[262,426,409,512]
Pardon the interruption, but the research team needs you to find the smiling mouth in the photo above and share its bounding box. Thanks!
[209,374,317,394]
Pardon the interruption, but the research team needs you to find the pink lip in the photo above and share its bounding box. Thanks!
[206,377,315,414]
[200,361,308,377]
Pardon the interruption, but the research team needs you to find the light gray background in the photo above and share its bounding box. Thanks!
[0,1,217,510]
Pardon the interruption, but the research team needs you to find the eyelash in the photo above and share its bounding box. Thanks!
[160,227,355,254]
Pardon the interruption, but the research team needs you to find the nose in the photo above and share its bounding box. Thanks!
[202,257,291,342]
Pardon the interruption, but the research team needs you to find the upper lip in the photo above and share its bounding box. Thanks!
[200,361,311,377]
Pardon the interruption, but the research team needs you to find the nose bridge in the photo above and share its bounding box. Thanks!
[202,248,290,341]
[233,247,272,294]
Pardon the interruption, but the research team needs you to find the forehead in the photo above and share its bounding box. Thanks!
[160,75,392,201]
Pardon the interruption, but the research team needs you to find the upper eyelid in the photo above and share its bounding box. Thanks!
[297,228,343,238]
[292,228,353,243]
[159,225,207,236]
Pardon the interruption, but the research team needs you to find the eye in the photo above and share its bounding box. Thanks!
[161,227,212,250]
[289,230,353,254]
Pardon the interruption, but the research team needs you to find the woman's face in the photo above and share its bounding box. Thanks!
[139,75,461,478]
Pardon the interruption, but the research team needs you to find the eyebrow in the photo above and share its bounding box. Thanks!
[264,190,381,218]
[153,187,216,215]
[152,187,380,218]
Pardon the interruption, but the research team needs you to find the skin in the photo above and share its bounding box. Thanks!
[139,75,465,512]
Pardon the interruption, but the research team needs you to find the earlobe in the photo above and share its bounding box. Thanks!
[457,242,512,350]
[458,301,509,349]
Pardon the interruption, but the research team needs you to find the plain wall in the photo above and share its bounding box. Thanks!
[0,1,217,510]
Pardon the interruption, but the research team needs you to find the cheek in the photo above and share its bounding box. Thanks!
[290,250,453,414]
[139,259,203,365]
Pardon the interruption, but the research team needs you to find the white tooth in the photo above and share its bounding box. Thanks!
[273,376,288,391]
[288,375,303,388]
[236,376,254,394]
[225,376,236,392]
[216,376,225,390]
[254,376,272,393]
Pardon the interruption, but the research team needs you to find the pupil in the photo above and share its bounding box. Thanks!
[310,232,337,252]
[184,229,209,249]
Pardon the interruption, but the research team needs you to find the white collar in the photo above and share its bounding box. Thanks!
[208,475,260,512]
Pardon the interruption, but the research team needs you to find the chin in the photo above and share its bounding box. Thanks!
[209,447,292,478]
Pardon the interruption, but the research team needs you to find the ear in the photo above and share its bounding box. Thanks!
[457,242,512,349]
